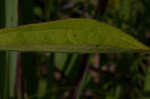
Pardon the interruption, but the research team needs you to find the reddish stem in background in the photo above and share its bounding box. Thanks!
[16,53,22,99]
[71,54,89,99]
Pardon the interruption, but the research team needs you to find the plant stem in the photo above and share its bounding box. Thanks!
[46,53,55,99]
[71,54,89,99]
[5,0,19,98]
[75,64,89,99]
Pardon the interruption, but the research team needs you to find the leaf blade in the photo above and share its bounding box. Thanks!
[0,18,149,53]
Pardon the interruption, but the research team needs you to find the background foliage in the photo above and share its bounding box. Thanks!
[1,0,150,99]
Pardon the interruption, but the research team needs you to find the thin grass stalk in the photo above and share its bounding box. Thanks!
[65,54,79,76]
[77,53,100,99]
[5,0,19,98]
[71,54,89,99]
[62,54,73,71]
[3,56,9,99]
[46,53,55,98]
[75,65,89,99]
[16,54,22,99]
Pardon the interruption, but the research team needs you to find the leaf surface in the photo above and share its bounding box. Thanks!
[0,18,149,53]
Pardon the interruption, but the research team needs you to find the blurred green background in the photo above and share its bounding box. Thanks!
[1,0,150,99]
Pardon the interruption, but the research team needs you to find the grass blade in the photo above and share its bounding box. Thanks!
[0,19,149,53]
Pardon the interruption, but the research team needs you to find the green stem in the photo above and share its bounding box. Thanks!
[46,53,55,99]
[5,0,19,98]
[72,54,89,99]
[75,66,89,99]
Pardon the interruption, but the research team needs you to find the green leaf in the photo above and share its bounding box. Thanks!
[0,18,149,53]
